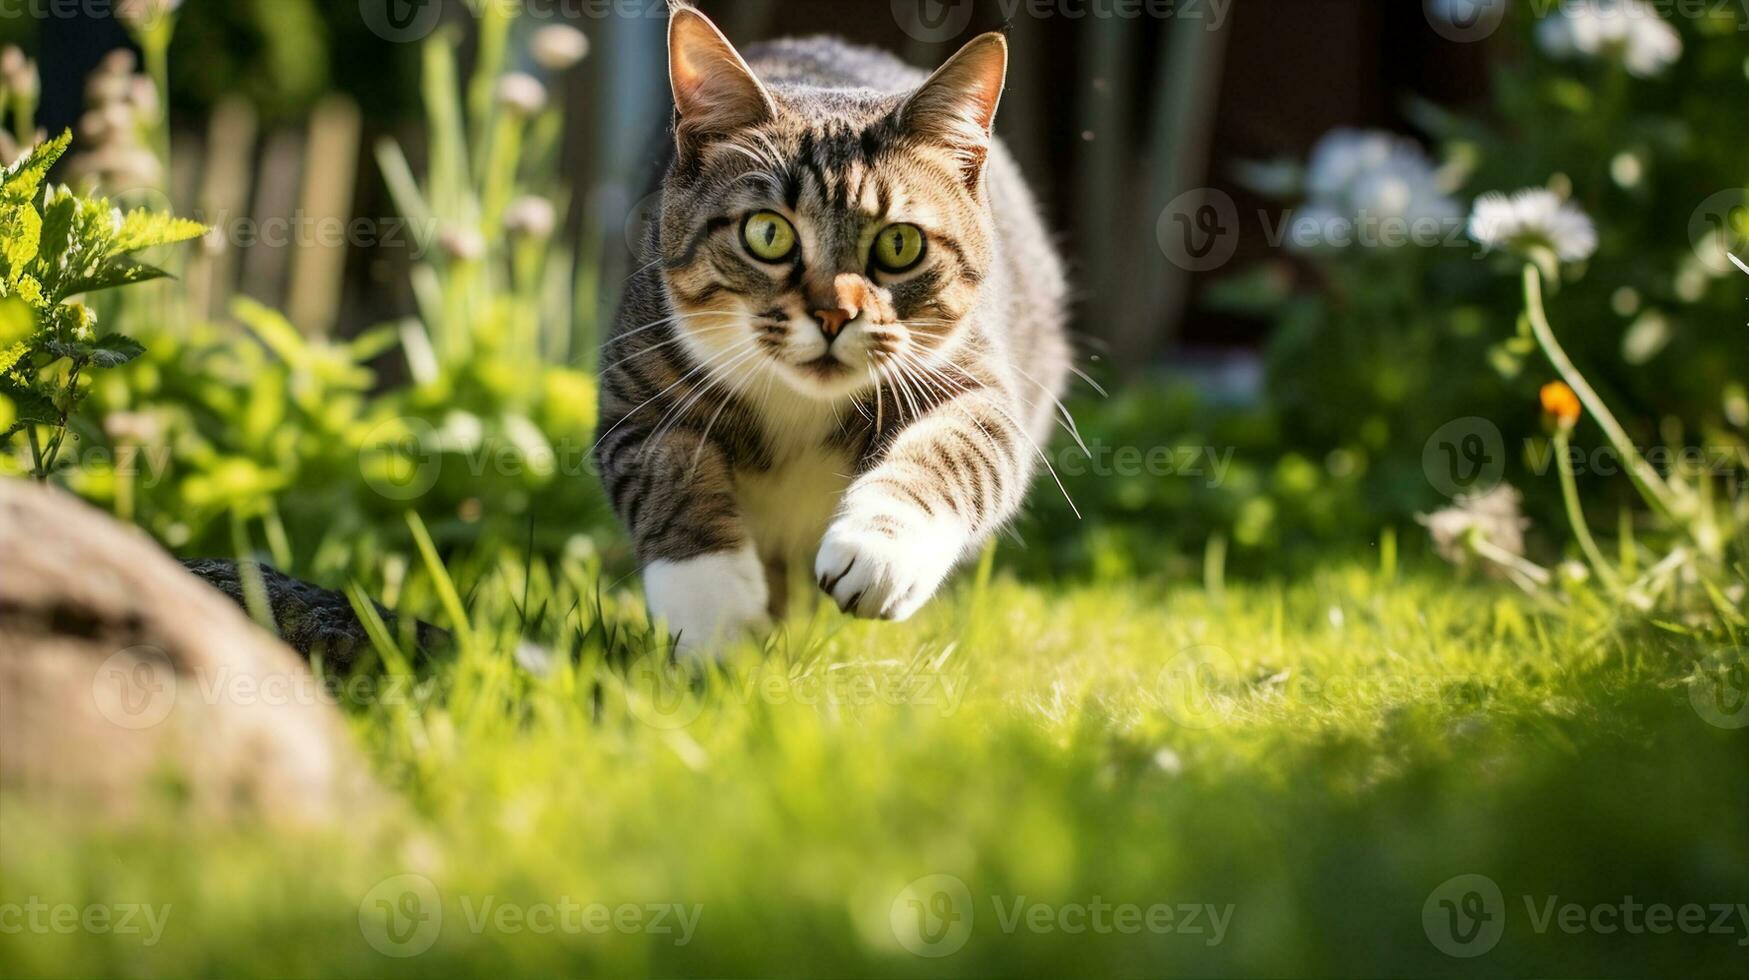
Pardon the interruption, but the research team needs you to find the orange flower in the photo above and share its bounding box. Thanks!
[1540,381,1582,428]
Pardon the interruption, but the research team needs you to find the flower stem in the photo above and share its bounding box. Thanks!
[1552,428,1623,593]
[24,425,44,481]
[1521,264,1687,524]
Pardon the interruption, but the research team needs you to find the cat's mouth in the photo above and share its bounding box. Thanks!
[796,354,850,376]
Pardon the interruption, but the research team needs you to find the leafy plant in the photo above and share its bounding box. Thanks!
[66,13,609,576]
[0,131,203,480]
[1232,5,1749,532]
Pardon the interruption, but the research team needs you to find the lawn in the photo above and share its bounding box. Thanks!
[4,554,1745,977]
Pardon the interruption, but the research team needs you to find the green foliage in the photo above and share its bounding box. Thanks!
[54,4,604,573]
[1233,9,1749,530]
[0,131,204,479]
[1012,384,1374,580]
[76,297,608,576]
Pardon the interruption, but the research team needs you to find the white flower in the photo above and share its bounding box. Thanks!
[495,73,548,116]
[1294,129,1460,250]
[1285,203,1352,253]
[1420,485,1529,573]
[116,0,184,30]
[530,25,590,72]
[1352,161,1462,226]
[1305,129,1407,200]
[1536,0,1682,78]
[503,196,557,239]
[1468,188,1598,262]
[438,226,486,263]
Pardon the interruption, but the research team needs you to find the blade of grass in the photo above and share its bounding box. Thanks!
[406,509,475,651]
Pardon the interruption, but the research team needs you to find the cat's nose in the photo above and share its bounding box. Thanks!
[812,306,853,341]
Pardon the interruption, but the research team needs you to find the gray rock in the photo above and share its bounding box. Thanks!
[0,479,377,823]
[179,558,449,670]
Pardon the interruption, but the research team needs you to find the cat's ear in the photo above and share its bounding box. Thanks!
[668,6,775,151]
[900,32,1008,188]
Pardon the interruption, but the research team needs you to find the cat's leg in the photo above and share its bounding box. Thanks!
[598,426,767,655]
[815,389,1030,621]
[764,556,789,621]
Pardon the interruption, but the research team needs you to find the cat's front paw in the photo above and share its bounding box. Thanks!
[644,544,770,657]
[814,515,964,621]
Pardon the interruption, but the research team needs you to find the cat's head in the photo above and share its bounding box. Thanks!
[656,6,1006,402]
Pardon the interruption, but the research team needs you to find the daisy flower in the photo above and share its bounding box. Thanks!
[1468,189,1598,263]
[1287,129,1459,251]
[1536,0,1682,78]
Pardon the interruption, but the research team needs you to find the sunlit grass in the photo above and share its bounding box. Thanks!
[3,554,1745,977]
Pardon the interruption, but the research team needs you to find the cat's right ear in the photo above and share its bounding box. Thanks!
[668,6,775,152]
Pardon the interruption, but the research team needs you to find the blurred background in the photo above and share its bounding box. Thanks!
[16,0,1496,358]
[3,0,1745,581]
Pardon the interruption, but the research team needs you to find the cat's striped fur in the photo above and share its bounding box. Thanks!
[596,6,1068,654]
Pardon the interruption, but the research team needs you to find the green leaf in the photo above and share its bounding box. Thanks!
[87,333,145,369]
[346,324,402,362]
[0,130,72,205]
[112,208,208,254]
[42,338,92,363]
[0,377,57,423]
[0,296,34,347]
[0,202,42,274]
[32,190,79,278]
[232,296,310,367]
[56,259,172,301]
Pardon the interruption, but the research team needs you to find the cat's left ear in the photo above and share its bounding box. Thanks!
[668,6,776,153]
[900,32,1008,188]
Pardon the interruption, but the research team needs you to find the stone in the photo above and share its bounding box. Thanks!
[0,479,376,823]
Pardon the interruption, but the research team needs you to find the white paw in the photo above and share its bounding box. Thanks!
[644,543,769,657]
[813,515,964,622]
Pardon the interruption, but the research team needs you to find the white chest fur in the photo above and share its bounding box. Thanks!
[736,447,851,563]
[732,381,853,562]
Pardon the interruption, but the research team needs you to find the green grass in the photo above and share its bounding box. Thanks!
[3,554,1747,978]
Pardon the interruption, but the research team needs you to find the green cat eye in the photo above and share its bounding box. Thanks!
[871,223,926,273]
[742,211,797,262]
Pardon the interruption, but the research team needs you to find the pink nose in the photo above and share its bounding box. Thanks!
[813,307,852,339]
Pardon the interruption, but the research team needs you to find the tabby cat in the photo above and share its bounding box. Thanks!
[596,4,1069,654]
